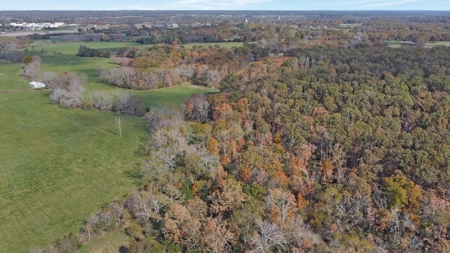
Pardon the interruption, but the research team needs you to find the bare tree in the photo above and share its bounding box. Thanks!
[251,220,287,253]
[265,188,297,223]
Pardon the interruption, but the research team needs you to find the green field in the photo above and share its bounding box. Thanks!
[0,42,211,252]
[339,23,363,29]
[134,85,216,108]
[384,40,450,49]
[385,40,402,48]
[424,41,450,48]
[79,232,130,253]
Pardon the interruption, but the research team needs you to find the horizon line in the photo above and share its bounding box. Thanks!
[1,9,450,11]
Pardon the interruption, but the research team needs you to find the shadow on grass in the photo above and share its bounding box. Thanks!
[105,129,119,136]
[119,246,129,253]
[134,136,150,158]
[125,166,144,186]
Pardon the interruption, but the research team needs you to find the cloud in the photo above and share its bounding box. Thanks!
[125,0,272,10]
[314,0,427,9]
[362,0,418,8]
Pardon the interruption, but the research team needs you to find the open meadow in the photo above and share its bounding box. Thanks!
[385,40,450,48]
[339,23,363,29]
[424,41,450,48]
[0,41,212,252]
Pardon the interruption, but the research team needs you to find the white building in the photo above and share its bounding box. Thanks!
[167,24,179,29]
[29,82,46,89]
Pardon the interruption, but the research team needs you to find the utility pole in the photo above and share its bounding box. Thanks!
[116,116,122,138]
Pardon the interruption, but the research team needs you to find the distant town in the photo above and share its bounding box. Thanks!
[1,22,77,32]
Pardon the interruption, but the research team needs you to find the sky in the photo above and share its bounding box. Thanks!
[2,0,450,11]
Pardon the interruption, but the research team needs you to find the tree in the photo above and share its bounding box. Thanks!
[23,55,32,65]
[200,217,237,253]
[384,174,422,210]
[209,178,246,215]
[265,188,297,223]
[251,220,287,253]
[163,203,201,249]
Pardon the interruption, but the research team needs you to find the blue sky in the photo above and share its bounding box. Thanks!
[3,0,449,10]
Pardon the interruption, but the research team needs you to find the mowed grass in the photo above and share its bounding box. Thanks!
[339,23,363,28]
[134,85,215,109]
[385,40,450,49]
[0,63,29,91]
[0,41,215,252]
[424,41,450,48]
[0,90,147,252]
[385,40,402,48]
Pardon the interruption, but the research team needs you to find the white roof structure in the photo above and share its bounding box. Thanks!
[30,82,46,89]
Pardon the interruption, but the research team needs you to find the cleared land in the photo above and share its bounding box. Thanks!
[385,40,450,49]
[385,40,402,48]
[339,23,363,28]
[0,41,212,252]
[424,41,450,48]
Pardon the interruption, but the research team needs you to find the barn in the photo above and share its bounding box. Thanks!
[29,82,46,89]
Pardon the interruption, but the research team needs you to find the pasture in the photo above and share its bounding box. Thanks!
[424,41,450,48]
[385,40,450,49]
[0,41,211,252]
[339,23,363,29]
[385,40,402,48]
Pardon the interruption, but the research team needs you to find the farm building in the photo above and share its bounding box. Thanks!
[29,82,46,89]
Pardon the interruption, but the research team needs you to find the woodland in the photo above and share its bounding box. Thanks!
[2,11,450,253]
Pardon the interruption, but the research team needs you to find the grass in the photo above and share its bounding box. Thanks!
[0,90,147,252]
[79,231,130,253]
[385,40,450,49]
[134,85,215,109]
[339,23,363,28]
[0,63,29,91]
[385,40,402,48]
[0,41,214,252]
[424,41,450,48]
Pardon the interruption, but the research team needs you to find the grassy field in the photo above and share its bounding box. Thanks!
[0,63,29,91]
[385,40,402,48]
[134,85,216,108]
[0,41,212,252]
[79,232,130,253]
[339,23,363,29]
[424,41,450,48]
[384,40,450,49]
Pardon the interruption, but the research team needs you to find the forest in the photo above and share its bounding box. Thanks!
[2,11,450,253]
[95,46,450,252]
